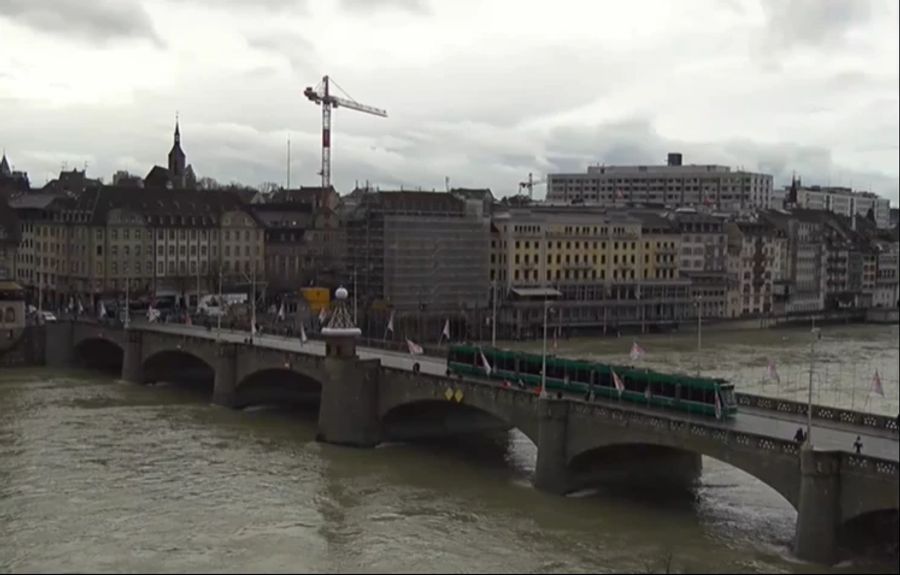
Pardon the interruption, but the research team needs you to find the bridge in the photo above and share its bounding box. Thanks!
[44,307,898,565]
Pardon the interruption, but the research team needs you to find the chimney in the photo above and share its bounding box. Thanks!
[667,153,683,167]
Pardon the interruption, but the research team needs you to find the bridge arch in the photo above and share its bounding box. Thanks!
[566,437,800,509]
[73,337,124,373]
[233,367,325,409]
[377,374,540,446]
[141,348,216,393]
[380,399,527,443]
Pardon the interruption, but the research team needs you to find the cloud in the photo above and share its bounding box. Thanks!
[0,0,162,46]
[339,0,429,15]
[759,0,876,51]
[246,30,316,74]
[164,0,307,12]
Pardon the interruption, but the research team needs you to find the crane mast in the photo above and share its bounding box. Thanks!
[304,75,387,190]
[518,172,547,200]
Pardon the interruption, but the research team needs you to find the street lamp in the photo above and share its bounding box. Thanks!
[806,327,821,445]
[540,297,549,398]
[695,294,702,376]
[491,279,498,347]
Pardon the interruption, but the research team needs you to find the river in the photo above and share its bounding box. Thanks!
[0,323,897,573]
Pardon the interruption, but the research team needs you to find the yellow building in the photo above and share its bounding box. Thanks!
[490,206,690,336]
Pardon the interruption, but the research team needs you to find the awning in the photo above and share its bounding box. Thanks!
[510,287,563,298]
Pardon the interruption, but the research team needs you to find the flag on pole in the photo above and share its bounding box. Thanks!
[277,302,285,322]
[480,349,492,376]
[715,391,723,420]
[406,338,424,355]
[386,310,395,333]
[767,359,781,383]
[300,324,308,344]
[871,370,884,397]
[441,319,450,342]
[630,341,645,362]
[612,369,625,397]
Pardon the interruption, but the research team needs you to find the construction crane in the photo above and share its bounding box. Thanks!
[303,75,387,190]
[518,172,547,200]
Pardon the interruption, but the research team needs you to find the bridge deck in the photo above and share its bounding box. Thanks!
[117,321,899,462]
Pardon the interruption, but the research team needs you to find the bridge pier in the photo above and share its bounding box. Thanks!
[794,447,841,565]
[212,343,238,407]
[45,321,74,368]
[121,330,143,383]
[534,397,571,495]
[317,358,382,447]
[313,286,382,447]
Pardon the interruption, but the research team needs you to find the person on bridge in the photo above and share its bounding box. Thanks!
[853,436,863,454]
[793,427,806,444]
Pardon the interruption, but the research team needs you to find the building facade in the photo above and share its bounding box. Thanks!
[11,187,264,310]
[546,153,774,212]
[792,184,891,229]
[667,210,729,318]
[725,219,780,317]
[344,191,490,340]
[490,206,691,336]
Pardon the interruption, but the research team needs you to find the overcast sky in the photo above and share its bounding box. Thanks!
[1,0,898,204]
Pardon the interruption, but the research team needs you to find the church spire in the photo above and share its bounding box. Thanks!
[0,150,10,177]
[174,112,180,145]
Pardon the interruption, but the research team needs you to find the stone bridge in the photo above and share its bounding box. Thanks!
[45,320,899,565]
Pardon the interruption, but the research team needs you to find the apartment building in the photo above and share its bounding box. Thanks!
[11,187,264,308]
[546,153,774,212]
[667,210,729,318]
[790,183,891,229]
[490,206,690,336]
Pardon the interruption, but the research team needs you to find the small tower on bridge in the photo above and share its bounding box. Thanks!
[321,286,361,358]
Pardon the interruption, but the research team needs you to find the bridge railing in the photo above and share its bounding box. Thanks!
[842,453,900,478]
[736,393,899,434]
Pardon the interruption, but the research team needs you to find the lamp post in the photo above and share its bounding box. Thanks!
[491,280,498,347]
[695,295,702,376]
[806,327,821,444]
[124,273,130,329]
[540,297,549,398]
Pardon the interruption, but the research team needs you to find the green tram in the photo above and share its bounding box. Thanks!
[446,344,738,419]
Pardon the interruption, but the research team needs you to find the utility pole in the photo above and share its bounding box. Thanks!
[353,267,358,324]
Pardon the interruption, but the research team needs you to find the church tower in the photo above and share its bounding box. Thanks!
[168,117,186,188]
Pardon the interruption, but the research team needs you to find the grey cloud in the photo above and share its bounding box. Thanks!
[339,0,429,15]
[0,0,162,46]
[246,31,316,73]
[164,0,307,12]
[760,0,876,51]
[541,119,899,204]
